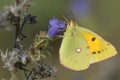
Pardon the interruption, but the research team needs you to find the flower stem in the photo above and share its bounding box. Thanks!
[11,71,18,80]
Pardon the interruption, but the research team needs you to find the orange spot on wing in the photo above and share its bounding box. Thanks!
[81,32,100,52]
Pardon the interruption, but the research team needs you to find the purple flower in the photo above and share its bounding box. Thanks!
[47,18,65,38]
[69,0,91,19]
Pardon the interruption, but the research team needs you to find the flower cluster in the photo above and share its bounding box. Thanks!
[0,0,66,80]
[0,0,33,31]
[27,62,57,80]
[47,17,65,38]
[1,47,30,71]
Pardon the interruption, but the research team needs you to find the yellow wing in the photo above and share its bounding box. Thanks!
[79,27,117,63]
[59,21,91,71]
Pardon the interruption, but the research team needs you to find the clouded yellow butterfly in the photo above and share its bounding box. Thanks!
[59,21,117,71]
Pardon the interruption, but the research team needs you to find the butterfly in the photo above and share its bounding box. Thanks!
[59,21,117,71]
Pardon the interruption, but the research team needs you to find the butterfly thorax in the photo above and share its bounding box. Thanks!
[65,21,79,36]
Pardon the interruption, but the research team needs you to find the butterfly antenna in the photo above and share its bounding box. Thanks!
[62,15,69,24]
[69,10,77,23]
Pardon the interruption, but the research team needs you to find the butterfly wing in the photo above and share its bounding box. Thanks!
[79,27,117,63]
[59,22,91,71]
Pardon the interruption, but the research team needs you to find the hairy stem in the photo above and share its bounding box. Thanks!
[11,71,18,80]
[14,0,21,48]
[16,0,21,5]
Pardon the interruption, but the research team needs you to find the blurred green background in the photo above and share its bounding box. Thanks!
[0,0,120,80]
